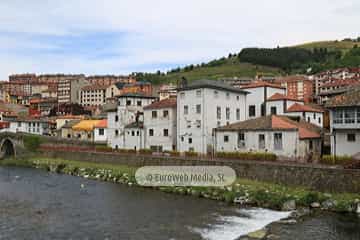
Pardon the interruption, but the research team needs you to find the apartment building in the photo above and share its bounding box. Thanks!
[275,76,313,103]
[80,85,108,106]
[58,77,89,104]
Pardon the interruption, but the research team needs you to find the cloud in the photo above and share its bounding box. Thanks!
[0,0,359,79]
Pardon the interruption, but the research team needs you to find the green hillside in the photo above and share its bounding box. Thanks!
[295,40,359,53]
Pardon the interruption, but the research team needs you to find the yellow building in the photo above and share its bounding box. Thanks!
[72,120,101,141]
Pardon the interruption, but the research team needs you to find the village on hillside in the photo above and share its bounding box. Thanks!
[0,68,359,164]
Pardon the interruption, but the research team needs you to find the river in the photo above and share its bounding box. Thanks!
[0,166,359,240]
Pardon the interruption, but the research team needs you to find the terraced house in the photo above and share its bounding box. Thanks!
[327,88,360,157]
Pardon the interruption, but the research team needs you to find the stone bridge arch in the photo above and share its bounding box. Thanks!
[0,138,16,159]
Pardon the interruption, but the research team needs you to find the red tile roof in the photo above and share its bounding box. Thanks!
[287,103,324,113]
[241,81,285,90]
[143,98,177,110]
[267,93,302,102]
[217,115,321,139]
[94,119,107,128]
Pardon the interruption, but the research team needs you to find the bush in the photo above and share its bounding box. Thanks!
[216,151,277,161]
[139,149,153,155]
[321,155,353,165]
[116,149,137,154]
[185,151,199,157]
[23,135,43,152]
[164,150,180,156]
[95,145,113,152]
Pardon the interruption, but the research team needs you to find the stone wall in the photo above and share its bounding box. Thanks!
[40,149,360,194]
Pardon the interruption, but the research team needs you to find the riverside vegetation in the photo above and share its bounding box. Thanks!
[1,157,360,214]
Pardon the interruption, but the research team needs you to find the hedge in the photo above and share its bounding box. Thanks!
[216,151,277,161]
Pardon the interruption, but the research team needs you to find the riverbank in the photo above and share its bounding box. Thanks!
[2,157,360,215]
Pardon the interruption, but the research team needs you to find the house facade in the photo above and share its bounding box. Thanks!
[177,80,248,154]
[241,82,286,119]
[123,121,145,150]
[326,88,360,157]
[93,119,107,143]
[143,98,177,151]
[107,93,156,149]
[215,115,322,162]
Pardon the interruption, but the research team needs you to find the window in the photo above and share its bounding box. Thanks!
[214,91,219,98]
[126,100,131,106]
[224,135,229,142]
[261,104,266,116]
[313,113,316,119]
[344,109,355,124]
[137,101,142,106]
[347,134,356,142]
[238,132,245,148]
[307,117,310,122]
[357,108,360,123]
[99,129,104,136]
[196,120,201,128]
[163,129,169,136]
[184,105,189,115]
[131,131,135,136]
[18,122,21,127]
[163,110,169,118]
[236,96,240,101]
[309,140,313,150]
[188,138,192,144]
[333,110,343,124]
[115,115,119,122]
[270,107,277,115]
[318,117,321,124]
[115,130,119,136]
[226,107,230,120]
[181,137,184,142]
[67,134,71,138]
[196,104,201,114]
[149,129,154,136]
[137,131,139,136]
[258,134,265,149]
[196,90,201,97]
[274,133,283,150]
[217,107,221,120]
[249,105,256,117]
[180,92,185,99]
[226,92,230,99]
[236,109,240,121]
[152,111,157,119]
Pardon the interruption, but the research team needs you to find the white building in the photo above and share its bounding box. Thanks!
[286,103,324,128]
[266,93,304,115]
[93,119,107,144]
[123,121,145,150]
[8,118,52,135]
[327,88,360,157]
[241,81,286,118]
[80,85,107,106]
[107,93,156,149]
[215,115,322,162]
[143,98,177,151]
[177,80,248,154]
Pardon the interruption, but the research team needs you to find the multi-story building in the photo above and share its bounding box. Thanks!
[143,98,177,151]
[7,117,53,135]
[275,76,313,103]
[79,85,108,106]
[121,81,152,96]
[177,80,248,154]
[241,81,286,119]
[93,119,108,144]
[107,93,157,149]
[326,88,360,157]
[86,75,135,86]
[318,79,360,105]
[58,77,89,104]
[158,84,177,100]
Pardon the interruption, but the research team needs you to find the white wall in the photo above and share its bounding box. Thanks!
[215,130,299,158]
[177,88,247,154]
[331,130,360,156]
[8,121,47,135]
[144,107,177,151]
[123,128,145,150]
[94,127,107,143]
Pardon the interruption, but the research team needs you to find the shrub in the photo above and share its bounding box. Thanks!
[116,149,137,154]
[164,150,180,156]
[139,149,153,155]
[185,151,198,157]
[216,151,277,161]
[95,145,113,152]
[23,135,43,152]
[321,155,353,165]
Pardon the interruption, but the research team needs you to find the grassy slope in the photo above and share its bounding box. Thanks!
[294,40,358,53]
[153,58,282,84]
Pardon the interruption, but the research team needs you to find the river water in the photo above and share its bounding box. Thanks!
[0,166,359,240]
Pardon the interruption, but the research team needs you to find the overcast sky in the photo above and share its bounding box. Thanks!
[0,0,359,79]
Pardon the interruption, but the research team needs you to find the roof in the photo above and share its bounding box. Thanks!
[62,120,81,129]
[94,119,107,128]
[117,92,157,99]
[287,103,324,113]
[241,81,285,90]
[267,93,302,102]
[217,115,321,139]
[320,79,360,88]
[326,87,360,108]
[114,82,126,90]
[143,98,177,110]
[72,120,101,131]
[81,85,108,91]
[124,121,144,129]
[178,79,249,94]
